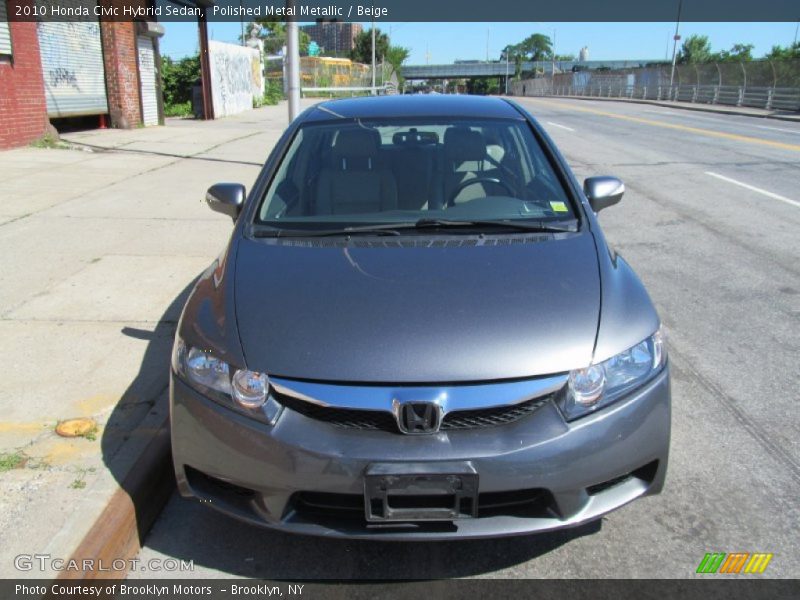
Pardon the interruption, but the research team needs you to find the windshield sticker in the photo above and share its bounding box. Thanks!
[550,201,569,212]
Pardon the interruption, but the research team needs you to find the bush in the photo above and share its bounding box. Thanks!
[164,101,192,118]
[161,55,200,106]
[263,79,284,105]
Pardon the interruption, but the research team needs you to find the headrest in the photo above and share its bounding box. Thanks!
[444,128,487,162]
[333,128,380,159]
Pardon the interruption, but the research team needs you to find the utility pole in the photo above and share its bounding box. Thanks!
[794,19,799,45]
[669,0,683,89]
[371,18,376,94]
[286,0,300,121]
[239,0,244,45]
[505,50,509,95]
[552,28,556,79]
[486,28,489,62]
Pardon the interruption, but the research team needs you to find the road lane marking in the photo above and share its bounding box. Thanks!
[705,171,800,209]
[526,98,800,152]
[755,125,800,135]
[646,108,800,135]
[546,121,575,132]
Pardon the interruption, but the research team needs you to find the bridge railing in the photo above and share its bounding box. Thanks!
[510,59,800,112]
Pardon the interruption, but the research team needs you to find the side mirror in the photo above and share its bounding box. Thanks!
[583,176,624,213]
[206,183,245,221]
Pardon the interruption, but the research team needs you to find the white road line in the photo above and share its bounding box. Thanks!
[755,125,800,135]
[704,171,800,209]
[545,121,575,132]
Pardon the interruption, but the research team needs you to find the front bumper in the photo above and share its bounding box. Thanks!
[170,367,670,540]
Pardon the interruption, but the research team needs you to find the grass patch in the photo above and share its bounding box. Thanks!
[164,101,193,118]
[30,132,67,150]
[0,452,27,472]
[70,479,87,490]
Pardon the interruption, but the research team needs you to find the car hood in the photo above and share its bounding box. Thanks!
[234,233,600,383]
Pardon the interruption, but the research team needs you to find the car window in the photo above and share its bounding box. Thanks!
[256,117,574,229]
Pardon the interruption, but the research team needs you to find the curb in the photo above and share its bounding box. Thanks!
[526,95,800,123]
[52,407,175,581]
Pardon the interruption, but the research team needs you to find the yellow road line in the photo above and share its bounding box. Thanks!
[527,98,800,152]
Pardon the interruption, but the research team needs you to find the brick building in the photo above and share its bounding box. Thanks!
[300,22,363,57]
[0,3,48,148]
[0,0,173,150]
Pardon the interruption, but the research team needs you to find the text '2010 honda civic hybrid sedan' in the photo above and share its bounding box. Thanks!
[170,95,670,540]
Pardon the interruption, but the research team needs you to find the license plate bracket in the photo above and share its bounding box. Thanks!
[364,462,478,522]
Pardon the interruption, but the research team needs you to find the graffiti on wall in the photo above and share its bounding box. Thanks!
[36,18,108,117]
[208,41,262,118]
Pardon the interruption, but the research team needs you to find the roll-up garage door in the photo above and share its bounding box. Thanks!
[137,35,158,126]
[37,2,108,118]
[0,1,12,56]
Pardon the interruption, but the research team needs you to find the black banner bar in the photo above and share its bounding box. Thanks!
[3,579,800,600]
[7,0,800,23]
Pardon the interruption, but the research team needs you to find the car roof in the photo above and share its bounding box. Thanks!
[302,94,526,122]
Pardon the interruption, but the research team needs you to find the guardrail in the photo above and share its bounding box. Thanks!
[544,84,800,112]
[511,60,800,112]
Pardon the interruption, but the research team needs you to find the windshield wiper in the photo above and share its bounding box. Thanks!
[252,218,577,238]
[411,218,578,233]
[252,223,403,237]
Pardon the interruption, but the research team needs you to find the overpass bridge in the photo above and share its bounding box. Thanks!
[400,60,662,80]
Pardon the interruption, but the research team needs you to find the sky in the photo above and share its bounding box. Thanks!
[159,21,799,63]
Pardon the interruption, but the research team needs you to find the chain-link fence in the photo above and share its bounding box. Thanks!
[511,60,800,112]
[263,56,396,96]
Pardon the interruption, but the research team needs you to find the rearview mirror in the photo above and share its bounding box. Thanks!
[583,176,624,213]
[206,183,245,221]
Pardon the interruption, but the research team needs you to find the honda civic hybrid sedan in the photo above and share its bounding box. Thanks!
[170,95,670,539]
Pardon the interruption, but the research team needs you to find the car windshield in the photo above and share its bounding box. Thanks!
[256,116,575,232]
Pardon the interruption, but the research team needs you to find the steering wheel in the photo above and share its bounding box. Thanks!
[447,177,515,206]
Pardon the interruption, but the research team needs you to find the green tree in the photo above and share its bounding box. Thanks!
[466,77,501,95]
[385,45,410,84]
[714,43,754,62]
[519,33,553,62]
[160,54,200,106]
[677,34,713,64]
[501,43,525,78]
[350,27,390,64]
[246,20,310,55]
[764,42,800,60]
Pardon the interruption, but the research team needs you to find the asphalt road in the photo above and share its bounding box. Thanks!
[131,98,800,579]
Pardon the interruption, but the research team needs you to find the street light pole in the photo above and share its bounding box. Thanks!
[286,0,300,121]
[505,51,509,95]
[669,0,683,89]
[371,18,376,94]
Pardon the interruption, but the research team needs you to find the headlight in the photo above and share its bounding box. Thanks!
[560,327,666,420]
[171,336,281,424]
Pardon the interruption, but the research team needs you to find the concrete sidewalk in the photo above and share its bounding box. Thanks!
[0,102,295,578]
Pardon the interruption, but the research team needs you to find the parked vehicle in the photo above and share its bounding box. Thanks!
[170,95,670,539]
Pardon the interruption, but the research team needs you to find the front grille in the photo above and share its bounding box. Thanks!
[272,389,552,433]
[291,488,553,522]
[273,392,397,431]
[440,396,550,430]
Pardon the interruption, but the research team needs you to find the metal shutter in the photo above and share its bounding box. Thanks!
[37,3,108,117]
[0,1,12,56]
[137,35,158,126]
